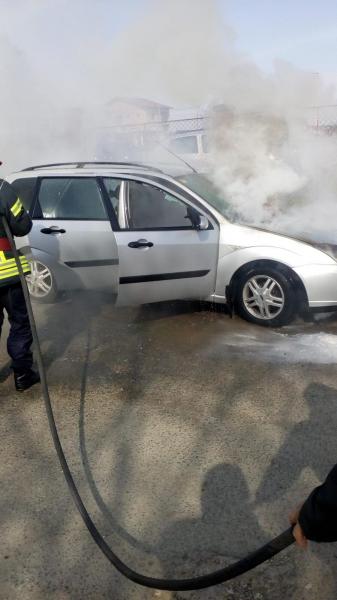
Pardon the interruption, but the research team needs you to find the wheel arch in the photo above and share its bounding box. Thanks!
[227,259,309,315]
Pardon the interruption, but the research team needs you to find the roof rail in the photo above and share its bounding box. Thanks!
[21,161,164,173]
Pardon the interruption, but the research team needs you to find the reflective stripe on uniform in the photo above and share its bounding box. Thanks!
[0,256,29,266]
[0,262,29,273]
[0,251,30,281]
[10,198,24,217]
[0,266,30,276]
[0,257,28,271]
[0,257,29,269]
[0,264,30,280]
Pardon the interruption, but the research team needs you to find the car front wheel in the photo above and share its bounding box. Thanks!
[235,267,296,327]
[26,260,58,303]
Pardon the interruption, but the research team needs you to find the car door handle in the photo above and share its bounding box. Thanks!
[128,239,154,248]
[40,227,66,234]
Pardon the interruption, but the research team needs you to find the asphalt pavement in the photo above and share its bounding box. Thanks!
[1,294,337,600]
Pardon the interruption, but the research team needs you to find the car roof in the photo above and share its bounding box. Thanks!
[9,161,189,179]
[6,161,225,224]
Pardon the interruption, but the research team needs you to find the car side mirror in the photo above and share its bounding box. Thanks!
[197,215,209,230]
[186,206,209,230]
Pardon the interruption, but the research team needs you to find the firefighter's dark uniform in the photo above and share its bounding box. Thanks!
[0,178,39,391]
[299,463,337,542]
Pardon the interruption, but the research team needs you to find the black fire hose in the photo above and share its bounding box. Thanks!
[3,216,295,591]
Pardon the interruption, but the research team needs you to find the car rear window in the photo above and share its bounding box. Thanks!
[10,178,37,213]
[37,177,108,220]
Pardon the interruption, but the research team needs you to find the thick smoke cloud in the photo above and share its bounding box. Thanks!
[1,0,337,241]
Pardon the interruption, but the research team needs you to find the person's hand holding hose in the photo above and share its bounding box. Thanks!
[289,505,308,549]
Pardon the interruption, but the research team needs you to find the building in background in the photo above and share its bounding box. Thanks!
[94,97,208,162]
[105,97,171,126]
[95,97,171,158]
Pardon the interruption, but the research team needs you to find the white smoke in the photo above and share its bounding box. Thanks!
[208,67,337,242]
[1,0,337,241]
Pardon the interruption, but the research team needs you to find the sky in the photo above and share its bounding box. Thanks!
[223,0,337,81]
[0,0,142,79]
[2,0,337,82]
[1,0,337,100]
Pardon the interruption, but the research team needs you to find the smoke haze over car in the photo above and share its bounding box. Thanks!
[1,0,337,241]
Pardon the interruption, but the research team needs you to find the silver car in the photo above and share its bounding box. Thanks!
[6,161,337,327]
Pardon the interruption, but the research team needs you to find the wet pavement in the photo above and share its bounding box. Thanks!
[1,294,337,600]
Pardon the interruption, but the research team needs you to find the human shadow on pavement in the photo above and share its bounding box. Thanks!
[255,382,337,600]
[255,383,337,504]
[158,463,268,576]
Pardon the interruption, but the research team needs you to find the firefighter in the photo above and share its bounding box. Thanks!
[289,463,337,547]
[0,178,40,391]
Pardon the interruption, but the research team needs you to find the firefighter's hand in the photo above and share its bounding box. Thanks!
[289,506,308,549]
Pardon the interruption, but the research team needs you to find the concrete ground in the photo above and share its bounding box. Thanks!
[1,293,337,600]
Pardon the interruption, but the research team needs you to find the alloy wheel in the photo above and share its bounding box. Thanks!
[242,274,285,320]
[26,261,53,298]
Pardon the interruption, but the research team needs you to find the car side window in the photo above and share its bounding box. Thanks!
[37,178,107,220]
[125,181,195,230]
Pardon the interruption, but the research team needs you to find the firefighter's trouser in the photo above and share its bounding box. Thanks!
[0,283,33,373]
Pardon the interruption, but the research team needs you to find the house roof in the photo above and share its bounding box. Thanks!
[106,97,171,110]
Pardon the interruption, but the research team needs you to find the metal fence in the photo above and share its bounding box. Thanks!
[97,116,207,135]
[95,108,337,154]
[149,116,207,134]
[94,117,208,154]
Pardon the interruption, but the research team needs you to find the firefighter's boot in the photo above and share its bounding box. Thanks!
[14,369,40,392]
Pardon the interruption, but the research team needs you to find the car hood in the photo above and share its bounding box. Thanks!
[218,221,337,264]
[247,225,337,260]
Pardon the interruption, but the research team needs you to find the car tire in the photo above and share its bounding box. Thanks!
[26,260,58,303]
[234,266,296,327]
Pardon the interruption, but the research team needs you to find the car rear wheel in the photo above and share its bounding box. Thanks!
[235,267,296,327]
[26,260,58,303]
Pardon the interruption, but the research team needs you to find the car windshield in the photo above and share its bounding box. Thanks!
[176,173,234,221]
